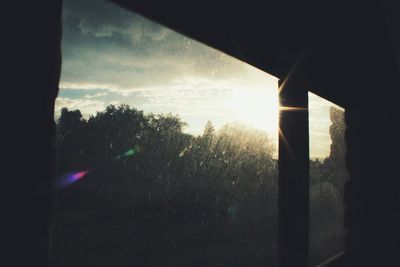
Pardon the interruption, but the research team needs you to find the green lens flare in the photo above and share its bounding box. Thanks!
[116,145,142,160]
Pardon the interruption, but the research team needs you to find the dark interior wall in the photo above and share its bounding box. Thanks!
[339,2,400,265]
[4,1,62,266]
[305,0,399,108]
[344,106,400,267]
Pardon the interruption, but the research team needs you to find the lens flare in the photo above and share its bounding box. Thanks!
[279,106,307,112]
[57,169,92,188]
[116,145,142,160]
[123,149,136,157]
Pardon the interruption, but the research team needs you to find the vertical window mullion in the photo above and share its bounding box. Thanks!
[278,54,310,267]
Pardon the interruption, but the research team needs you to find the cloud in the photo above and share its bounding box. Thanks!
[83,92,108,99]
[61,0,250,91]
[55,97,106,119]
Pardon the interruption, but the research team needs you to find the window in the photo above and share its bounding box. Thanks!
[51,0,279,266]
[308,92,348,266]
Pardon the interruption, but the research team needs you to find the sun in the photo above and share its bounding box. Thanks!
[229,86,279,135]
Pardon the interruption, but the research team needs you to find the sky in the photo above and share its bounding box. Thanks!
[56,0,342,159]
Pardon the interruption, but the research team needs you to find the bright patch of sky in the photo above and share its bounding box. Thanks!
[56,0,340,159]
[308,92,344,159]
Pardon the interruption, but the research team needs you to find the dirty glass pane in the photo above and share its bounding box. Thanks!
[308,92,348,266]
[50,0,279,266]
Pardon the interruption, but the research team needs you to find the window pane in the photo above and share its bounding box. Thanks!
[51,0,279,266]
[308,92,348,266]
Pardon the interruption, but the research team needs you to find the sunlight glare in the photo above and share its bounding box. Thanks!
[229,86,279,135]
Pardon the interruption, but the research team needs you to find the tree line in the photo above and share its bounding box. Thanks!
[56,104,278,212]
